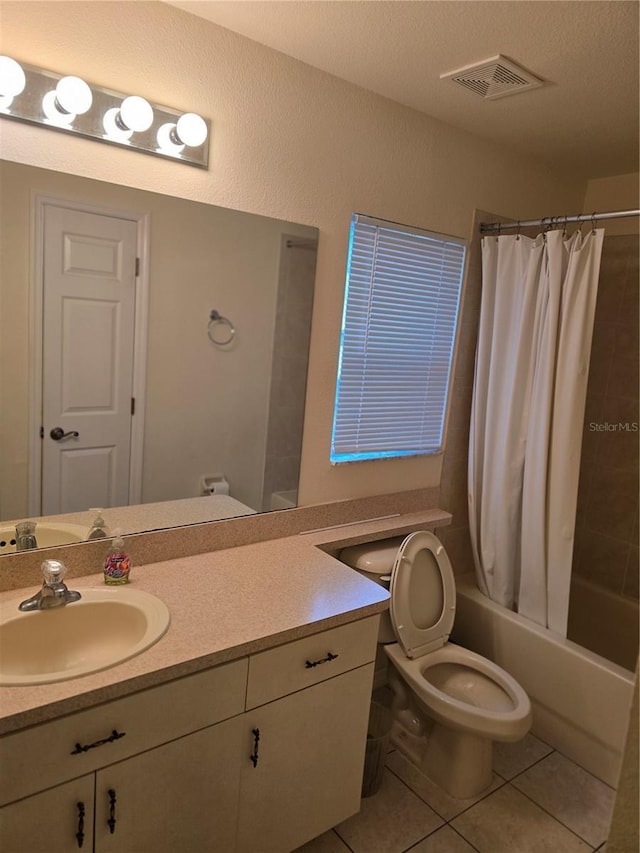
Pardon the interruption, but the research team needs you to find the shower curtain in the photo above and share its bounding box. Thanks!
[468,227,604,636]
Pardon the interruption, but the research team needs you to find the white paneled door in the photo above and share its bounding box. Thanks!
[41,205,138,515]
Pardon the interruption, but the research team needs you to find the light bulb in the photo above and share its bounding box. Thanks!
[0,56,26,110]
[175,112,208,147]
[43,75,92,126]
[103,106,133,141]
[42,90,75,125]
[156,121,184,155]
[55,76,92,115]
[119,96,153,132]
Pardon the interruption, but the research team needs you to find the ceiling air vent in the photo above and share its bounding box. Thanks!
[440,55,544,100]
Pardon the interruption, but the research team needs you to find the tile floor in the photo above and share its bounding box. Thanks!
[296,733,616,853]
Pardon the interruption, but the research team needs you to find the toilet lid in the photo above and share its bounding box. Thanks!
[389,531,456,659]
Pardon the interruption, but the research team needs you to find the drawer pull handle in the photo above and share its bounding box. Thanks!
[107,789,117,834]
[250,727,260,767]
[76,801,85,848]
[71,729,126,755]
[305,651,339,668]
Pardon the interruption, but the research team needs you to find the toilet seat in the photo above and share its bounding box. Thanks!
[389,531,456,659]
[385,641,532,741]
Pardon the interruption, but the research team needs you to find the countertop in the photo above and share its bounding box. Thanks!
[0,509,450,735]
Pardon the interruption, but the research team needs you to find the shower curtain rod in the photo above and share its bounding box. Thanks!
[479,208,640,234]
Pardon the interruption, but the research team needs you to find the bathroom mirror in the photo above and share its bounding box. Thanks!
[0,160,318,553]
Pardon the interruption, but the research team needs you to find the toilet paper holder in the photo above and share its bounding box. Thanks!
[199,474,230,496]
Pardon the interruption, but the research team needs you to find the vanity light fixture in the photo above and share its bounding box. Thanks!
[0,56,209,167]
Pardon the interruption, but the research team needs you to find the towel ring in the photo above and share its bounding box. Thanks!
[208,310,235,346]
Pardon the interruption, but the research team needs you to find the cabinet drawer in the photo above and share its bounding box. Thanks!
[0,657,248,806]
[246,615,379,709]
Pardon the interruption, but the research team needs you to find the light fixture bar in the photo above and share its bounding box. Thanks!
[0,58,209,168]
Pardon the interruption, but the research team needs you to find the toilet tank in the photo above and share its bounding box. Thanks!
[339,537,405,643]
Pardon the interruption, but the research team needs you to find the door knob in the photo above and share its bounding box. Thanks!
[50,427,80,441]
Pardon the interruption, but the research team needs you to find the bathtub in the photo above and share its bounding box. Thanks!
[452,574,636,787]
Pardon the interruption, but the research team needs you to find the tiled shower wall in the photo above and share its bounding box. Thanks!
[573,234,640,602]
[261,236,317,511]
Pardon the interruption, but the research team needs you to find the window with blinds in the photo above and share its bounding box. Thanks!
[331,214,466,464]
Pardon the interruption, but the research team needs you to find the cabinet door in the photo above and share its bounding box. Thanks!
[237,663,374,853]
[0,774,94,853]
[95,715,243,853]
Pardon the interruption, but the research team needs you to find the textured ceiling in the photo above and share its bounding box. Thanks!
[165,0,639,179]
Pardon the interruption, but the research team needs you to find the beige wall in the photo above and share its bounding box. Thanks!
[0,162,315,518]
[0,0,588,507]
[583,173,639,236]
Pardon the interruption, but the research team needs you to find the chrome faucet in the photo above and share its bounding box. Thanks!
[15,521,38,551]
[18,560,82,611]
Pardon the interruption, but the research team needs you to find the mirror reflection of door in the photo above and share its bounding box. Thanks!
[40,204,139,514]
[1,162,318,532]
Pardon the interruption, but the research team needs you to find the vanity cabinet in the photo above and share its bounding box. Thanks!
[0,615,379,853]
[237,616,378,852]
[237,664,374,852]
[0,659,248,853]
[0,719,242,853]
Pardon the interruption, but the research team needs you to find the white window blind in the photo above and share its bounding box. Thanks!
[331,214,466,464]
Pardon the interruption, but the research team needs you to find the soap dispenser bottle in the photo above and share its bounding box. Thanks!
[103,529,131,585]
[88,509,109,540]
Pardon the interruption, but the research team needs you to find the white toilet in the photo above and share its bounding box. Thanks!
[341,531,531,799]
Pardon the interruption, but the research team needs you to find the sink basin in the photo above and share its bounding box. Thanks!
[0,522,89,553]
[0,588,170,686]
